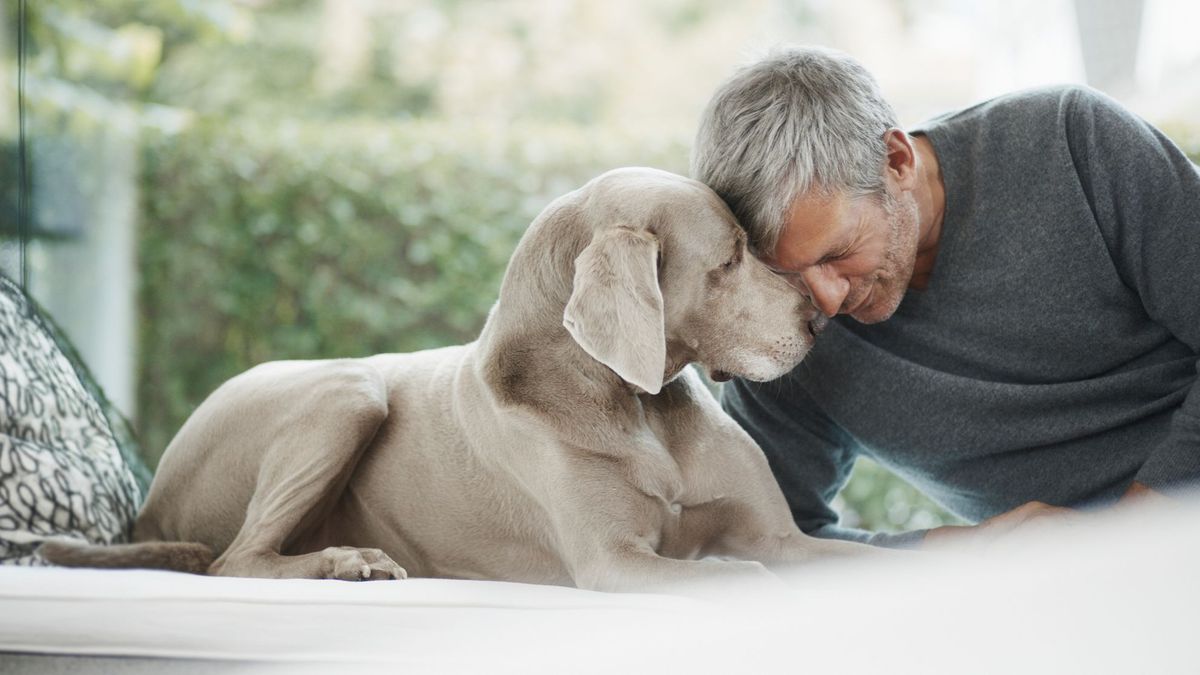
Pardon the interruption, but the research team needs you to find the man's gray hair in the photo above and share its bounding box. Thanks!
[691,46,898,255]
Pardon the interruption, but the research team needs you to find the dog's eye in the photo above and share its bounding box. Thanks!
[718,239,743,273]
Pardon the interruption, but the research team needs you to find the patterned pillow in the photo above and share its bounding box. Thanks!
[0,275,146,565]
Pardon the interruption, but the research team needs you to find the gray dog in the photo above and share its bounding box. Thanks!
[43,167,875,591]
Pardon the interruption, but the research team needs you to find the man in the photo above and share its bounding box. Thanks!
[691,46,1200,548]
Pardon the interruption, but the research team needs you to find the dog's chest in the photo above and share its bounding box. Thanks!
[633,435,737,559]
[642,406,731,501]
[652,489,734,560]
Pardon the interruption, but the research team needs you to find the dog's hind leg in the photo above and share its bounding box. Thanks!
[199,360,406,581]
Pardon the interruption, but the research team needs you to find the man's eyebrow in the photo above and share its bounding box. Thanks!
[817,237,853,263]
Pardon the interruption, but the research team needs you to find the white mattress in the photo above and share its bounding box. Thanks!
[2,499,1198,674]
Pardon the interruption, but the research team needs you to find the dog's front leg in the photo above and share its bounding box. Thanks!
[720,529,885,567]
[539,452,776,592]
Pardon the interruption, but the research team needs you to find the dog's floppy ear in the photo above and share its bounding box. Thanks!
[563,225,666,395]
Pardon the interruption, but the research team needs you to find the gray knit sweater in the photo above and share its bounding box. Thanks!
[722,85,1200,547]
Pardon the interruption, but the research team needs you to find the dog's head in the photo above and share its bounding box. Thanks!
[561,167,824,395]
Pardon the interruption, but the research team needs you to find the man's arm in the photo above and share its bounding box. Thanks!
[1069,86,1200,494]
[722,376,927,549]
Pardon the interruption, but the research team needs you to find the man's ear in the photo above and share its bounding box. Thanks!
[562,225,666,395]
[884,128,918,190]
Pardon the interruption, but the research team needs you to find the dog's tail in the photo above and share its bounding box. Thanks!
[38,540,214,575]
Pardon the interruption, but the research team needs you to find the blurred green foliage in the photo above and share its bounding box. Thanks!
[7,0,241,99]
[837,458,966,532]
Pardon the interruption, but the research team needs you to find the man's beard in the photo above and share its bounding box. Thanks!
[851,189,920,324]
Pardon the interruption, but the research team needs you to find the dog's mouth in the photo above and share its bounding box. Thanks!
[704,339,812,384]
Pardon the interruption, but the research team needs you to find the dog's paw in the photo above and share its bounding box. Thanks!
[323,546,408,581]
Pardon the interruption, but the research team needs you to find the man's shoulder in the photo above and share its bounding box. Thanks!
[976,84,1102,111]
[910,85,1137,171]
[914,84,1110,136]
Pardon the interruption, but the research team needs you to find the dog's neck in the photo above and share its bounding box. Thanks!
[475,198,689,444]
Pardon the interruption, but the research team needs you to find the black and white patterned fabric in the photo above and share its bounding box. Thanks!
[0,275,146,565]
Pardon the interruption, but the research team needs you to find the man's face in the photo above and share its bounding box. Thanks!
[764,188,920,324]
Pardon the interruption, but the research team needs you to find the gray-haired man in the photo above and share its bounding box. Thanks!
[691,46,1200,547]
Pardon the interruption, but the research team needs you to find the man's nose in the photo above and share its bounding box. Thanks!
[801,266,850,317]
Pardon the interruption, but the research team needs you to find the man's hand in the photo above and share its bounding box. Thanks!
[922,501,1083,550]
[1117,480,1169,506]
[922,482,1168,550]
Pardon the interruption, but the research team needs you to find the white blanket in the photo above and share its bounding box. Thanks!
[2,500,1197,674]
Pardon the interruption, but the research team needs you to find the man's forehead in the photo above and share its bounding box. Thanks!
[772,191,854,265]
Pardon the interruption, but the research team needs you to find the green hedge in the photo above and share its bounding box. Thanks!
[137,119,690,464]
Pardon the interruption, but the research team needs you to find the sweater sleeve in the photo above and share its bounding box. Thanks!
[721,376,927,549]
[1065,86,1200,493]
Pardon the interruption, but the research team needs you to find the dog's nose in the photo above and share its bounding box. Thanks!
[808,313,829,336]
[799,302,828,337]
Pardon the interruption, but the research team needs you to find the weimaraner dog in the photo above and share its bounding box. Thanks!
[43,167,876,591]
